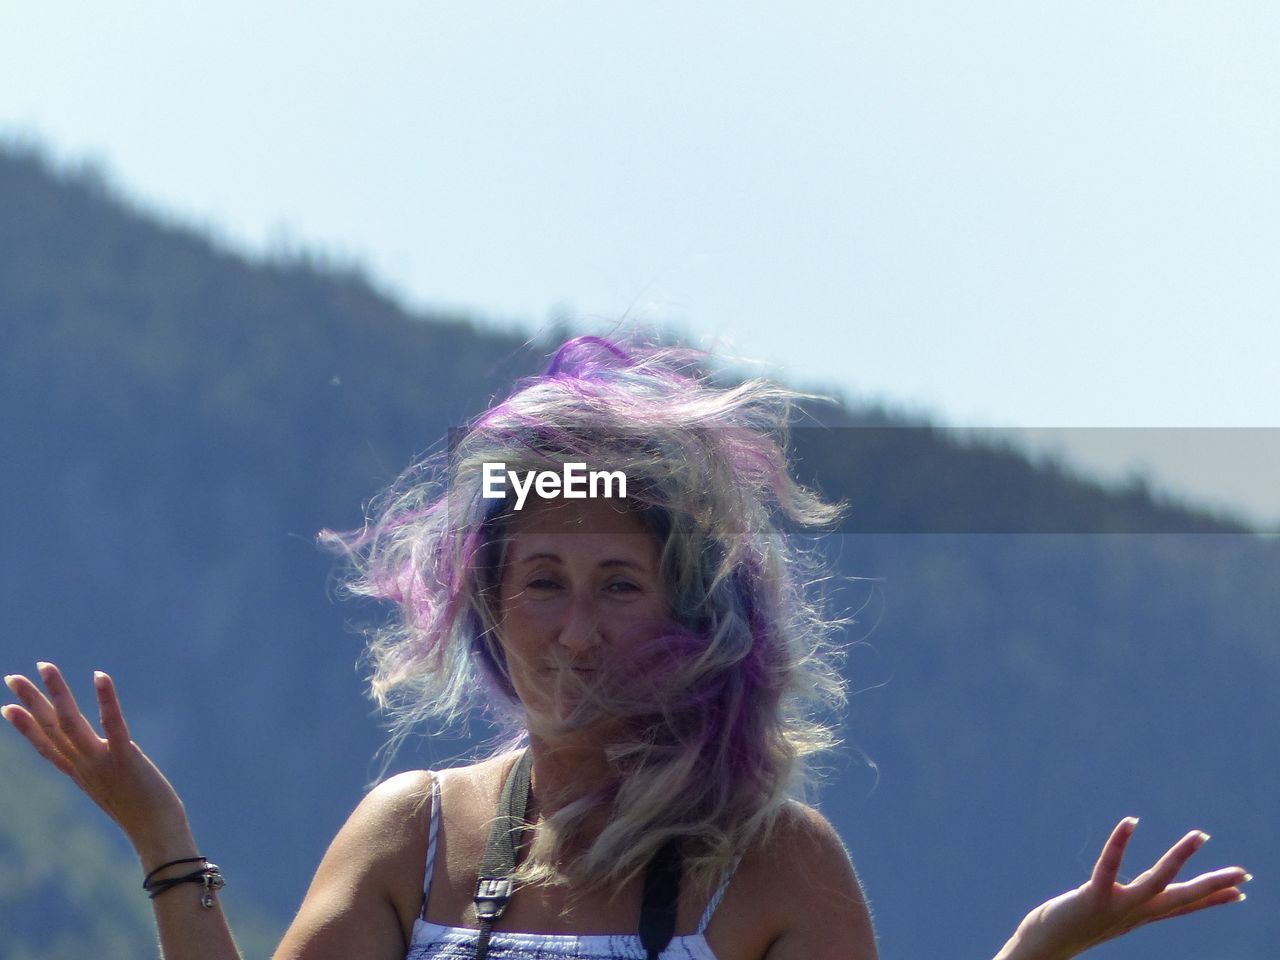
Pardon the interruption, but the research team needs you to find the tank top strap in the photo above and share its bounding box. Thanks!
[695,855,743,934]
[419,772,442,918]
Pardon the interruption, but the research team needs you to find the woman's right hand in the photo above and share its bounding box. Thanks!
[2,662,195,864]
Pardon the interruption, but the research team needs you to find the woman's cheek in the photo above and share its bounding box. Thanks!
[504,605,556,645]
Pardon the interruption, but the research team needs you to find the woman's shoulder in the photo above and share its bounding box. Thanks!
[347,769,436,838]
[311,761,511,942]
[770,800,853,861]
[351,753,519,859]
[275,769,439,954]
[728,802,848,891]
[707,801,875,959]
[332,770,438,902]
[731,800,854,883]
[355,749,516,820]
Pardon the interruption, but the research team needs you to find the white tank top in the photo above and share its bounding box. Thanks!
[405,774,737,960]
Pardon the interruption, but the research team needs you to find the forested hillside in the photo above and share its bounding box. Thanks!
[1,145,1274,959]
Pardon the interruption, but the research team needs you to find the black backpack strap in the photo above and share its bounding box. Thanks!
[638,838,682,960]
[473,748,534,960]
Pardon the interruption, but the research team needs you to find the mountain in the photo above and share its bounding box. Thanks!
[1,144,1274,959]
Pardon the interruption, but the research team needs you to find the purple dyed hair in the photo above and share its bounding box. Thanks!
[322,335,849,896]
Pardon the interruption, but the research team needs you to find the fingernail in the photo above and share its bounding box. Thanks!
[1235,892,1247,903]
[93,671,107,683]
[1198,832,1211,845]
[1243,873,1253,883]
[36,662,52,675]
[1124,816,1139,827]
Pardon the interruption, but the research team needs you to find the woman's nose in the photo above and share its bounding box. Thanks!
[556,592,603,653]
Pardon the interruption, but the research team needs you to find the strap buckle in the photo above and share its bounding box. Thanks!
[475,875,514,920]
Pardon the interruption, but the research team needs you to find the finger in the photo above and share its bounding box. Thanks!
[1163,887,1246,920]
[1148,867,1250,916]
[1090,816,1139,889]
[5,672,81,757]
[1139,878,1247,924]
[93,671,133,749]
[1,702,80,778]
[37,662,104,754]
[1127,830,1209,898]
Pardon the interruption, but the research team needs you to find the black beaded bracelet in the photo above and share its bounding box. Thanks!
[143,857,226,909]
[143,856,207,888]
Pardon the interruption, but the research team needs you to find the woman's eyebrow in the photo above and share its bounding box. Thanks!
[598,558,650,573]
[513,552,651,572]
[514,551,562,566]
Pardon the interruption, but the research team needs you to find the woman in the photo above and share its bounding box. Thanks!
[2,337,1250,959]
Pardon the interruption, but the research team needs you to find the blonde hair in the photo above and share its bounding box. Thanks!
[323,336,849,899]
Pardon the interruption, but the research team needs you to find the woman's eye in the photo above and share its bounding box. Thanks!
[522,578,641,593]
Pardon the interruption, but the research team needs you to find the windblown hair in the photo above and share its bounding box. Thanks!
[322,335,849,899]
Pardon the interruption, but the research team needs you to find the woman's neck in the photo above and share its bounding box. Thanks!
[525,733,612,822]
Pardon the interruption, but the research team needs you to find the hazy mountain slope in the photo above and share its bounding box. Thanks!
[2,146,1274,959]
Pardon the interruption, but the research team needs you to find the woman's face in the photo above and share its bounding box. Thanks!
[495,496,671,727]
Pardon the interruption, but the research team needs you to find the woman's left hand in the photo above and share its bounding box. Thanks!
[999,817,1250,960]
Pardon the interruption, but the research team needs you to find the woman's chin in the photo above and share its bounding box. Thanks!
[524,704,620,748]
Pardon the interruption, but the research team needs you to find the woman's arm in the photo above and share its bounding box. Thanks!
[274,770,432,960]
[993,816,1249,960]
[759,805,1248,960]
[758,804,879,960]
[3,665,244,960]
[2,662,418,960]
[3,663,244,960]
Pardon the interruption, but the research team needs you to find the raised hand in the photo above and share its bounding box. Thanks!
[1001,816,1251,960]
[2,662,194,862]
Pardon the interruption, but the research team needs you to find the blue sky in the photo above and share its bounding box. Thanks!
[3,1,1277,522]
